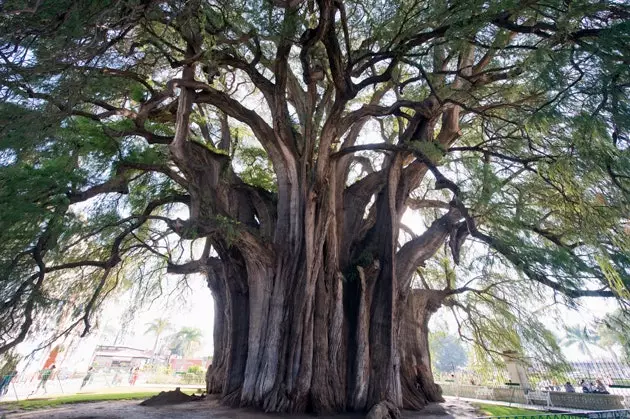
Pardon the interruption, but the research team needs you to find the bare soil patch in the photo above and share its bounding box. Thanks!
[139,388,203,406]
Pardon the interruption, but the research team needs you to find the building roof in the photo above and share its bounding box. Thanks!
[94,345,152,359]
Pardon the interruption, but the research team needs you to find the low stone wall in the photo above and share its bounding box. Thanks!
[549,391,625,410]
[438,382,626,411]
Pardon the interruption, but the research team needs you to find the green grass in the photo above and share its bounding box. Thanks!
[475,403,545,417]
[612,379,630,386]
[0,389,197,410]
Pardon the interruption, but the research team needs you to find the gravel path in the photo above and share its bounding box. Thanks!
[3,396,478,418]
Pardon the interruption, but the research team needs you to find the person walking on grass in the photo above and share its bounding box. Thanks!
[0,370,17,396]
[80,367,94,390]
[30,365,55,395]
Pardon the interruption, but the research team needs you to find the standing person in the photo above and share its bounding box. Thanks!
[80,367,94,390]
[32,365,55,395]
[112,370,122,386]
[129,367,139,386]
[564,382,575,392]
[0,370,17,396]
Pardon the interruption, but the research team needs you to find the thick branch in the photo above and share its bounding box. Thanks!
[396,208,462,290]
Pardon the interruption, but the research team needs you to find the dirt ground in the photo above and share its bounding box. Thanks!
[2,397,479,418]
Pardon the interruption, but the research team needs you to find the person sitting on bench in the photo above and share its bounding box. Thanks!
[593,379,610,394]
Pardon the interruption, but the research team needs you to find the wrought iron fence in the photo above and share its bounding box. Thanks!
[479,410,630,419]
[440,360,630,392]
[438,360,630,412]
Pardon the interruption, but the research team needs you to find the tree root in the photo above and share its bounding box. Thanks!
[366,401,401,419]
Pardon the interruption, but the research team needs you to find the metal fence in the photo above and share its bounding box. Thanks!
[438,360,630,390]
[525,361,630,391]
[478,410,630,419]
[438,360,630,413]
[479,410,630,419]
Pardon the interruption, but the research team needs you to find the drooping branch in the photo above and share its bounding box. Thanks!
[474,232,616,298]
[412,153,618,299]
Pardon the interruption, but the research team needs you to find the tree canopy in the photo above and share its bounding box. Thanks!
[0,0,629,415]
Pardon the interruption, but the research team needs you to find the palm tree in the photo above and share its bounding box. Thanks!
[145,319,171,360]
[561,326,602,358]
[169,327,203,358]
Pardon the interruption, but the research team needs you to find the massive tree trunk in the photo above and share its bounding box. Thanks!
[206,273,227,394]
[204,262,445,416]
[189,153,451,417]
[164,117,459,417]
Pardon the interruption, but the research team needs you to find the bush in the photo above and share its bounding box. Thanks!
[187,365,204,375]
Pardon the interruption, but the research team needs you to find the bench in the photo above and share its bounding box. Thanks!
[525,390,552,408]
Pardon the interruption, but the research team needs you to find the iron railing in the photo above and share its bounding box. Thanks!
[479,410,630,419]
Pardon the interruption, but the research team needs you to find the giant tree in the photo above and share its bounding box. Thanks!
[0,0,629,417]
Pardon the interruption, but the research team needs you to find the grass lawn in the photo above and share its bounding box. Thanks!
[0,389,197,410]
[475,402,546,417]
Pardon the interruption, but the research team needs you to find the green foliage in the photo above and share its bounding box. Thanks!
[420,249,568,368]
[597,310,630,361]
[145,319,171,337]
[233,144,277,192]
[0,352,19,376]
[187,365,204,374]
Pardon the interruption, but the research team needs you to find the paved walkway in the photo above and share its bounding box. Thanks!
[3,397,479,418]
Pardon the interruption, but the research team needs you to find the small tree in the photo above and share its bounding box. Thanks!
[145,319,172,361]
[169,327,203,358]
[561,326,602,358]
[430,334,468,374]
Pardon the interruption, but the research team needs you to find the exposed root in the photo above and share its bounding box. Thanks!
[366,400,400,419]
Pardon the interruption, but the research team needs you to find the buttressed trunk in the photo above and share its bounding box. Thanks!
[187,146,456,417]
[164,109,460,417]
[399,289,446,410]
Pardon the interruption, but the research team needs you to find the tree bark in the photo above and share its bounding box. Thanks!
[206,276,227,394]
[196,155,448,417]
[399,289,445,410]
